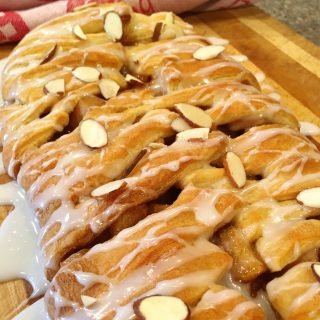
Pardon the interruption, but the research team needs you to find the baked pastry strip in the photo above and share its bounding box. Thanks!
[45,186,243,319]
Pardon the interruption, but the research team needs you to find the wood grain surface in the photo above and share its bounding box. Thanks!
[0,5,319,319]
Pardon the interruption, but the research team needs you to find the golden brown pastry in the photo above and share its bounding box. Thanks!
[1,2,320,319]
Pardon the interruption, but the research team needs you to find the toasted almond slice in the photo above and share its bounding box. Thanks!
[80,119,108,148]
[152,22,163,42]
[193,45,225,61]
[299,121,320,136]
[125,74,143,86]
[81,295,97,307]
[176,128,209,141]
[40,44,57,65]
[311,263,320,282]
[73,24,87,40]
[164,12,174,25]
[104,11,123,41]
[297,187,320,208]
[133,295,190,320]
[74,2,97,11]
[224,152,246,188]
[43,79,65,95]
[91,180,127,197]
[175,103,212,129]
[171,117,192,133]
[72,67,101,83]
[99,79,120,100]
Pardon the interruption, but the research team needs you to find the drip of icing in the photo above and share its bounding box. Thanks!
[207,36,229,46]
[229,54,248,62]
[254,72,265,83]
[13,298,50,320]
[268,92,281,102]
[0,176,48,296]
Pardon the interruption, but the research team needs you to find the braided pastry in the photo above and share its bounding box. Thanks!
[1,2,320,320]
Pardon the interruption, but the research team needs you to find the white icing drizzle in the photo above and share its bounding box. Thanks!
[0,152,5,175]
[255,72,266,83]
[267,262,320,318]
[0,178,48,296]
[47,187,238,319]
[229,54,248,62]
[267,92,281,102]
[13,298,50,320]
[192,288,258,319]
[221,273,276,320]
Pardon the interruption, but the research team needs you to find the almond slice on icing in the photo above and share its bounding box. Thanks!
[299,121,320,136]
[193,45,225,61]
[223,152,246,188]
[176,128,209,141]
[133,295,190,320]
[91,180,127,197]
[311,263,320,282]
[80,119,108,148]
[104,11,123,41]
[81,295,97,307]
[72,67,101,83]
[296,187,320,208]
[152,22,163,42]
[43,79,65,95]
[40,44,57,65]
[125,74,143,86]
[171,117,192,133]
[73,24,87,40]
[175,103,212,129]
[99,79,120,99]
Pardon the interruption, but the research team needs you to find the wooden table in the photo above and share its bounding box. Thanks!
[0,5,319,319]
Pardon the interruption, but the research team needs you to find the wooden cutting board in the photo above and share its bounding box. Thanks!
[0,5,319,319]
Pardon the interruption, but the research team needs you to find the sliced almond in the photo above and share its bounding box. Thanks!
[73,24,87,40]
[223,152,246,188]
[311,263,320,282]
[164,12,174,25]
[99,79,120,100]
[193,45,225,61]
[40,44,57,65]
[125,74,143,86]
[171,117,192,133]
[43,79,65,95]
[299,121,320,136]
[176,128,209,141]
[80,119,108,148]
[133,295,190,320]
[152,22,163,42]
[297,187,320,208]
[81,295,97,307]
[175,103,212,129]
[72,67,101,83]
[104,11,123,41]
[91,180,127,197]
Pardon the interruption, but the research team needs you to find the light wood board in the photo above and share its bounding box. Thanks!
[0,5,319,319]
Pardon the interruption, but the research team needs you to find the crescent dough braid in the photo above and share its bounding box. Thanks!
[22,115,227,276]
[125,36,259,92]
[266,262,320,320]
[45,186,244,319]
